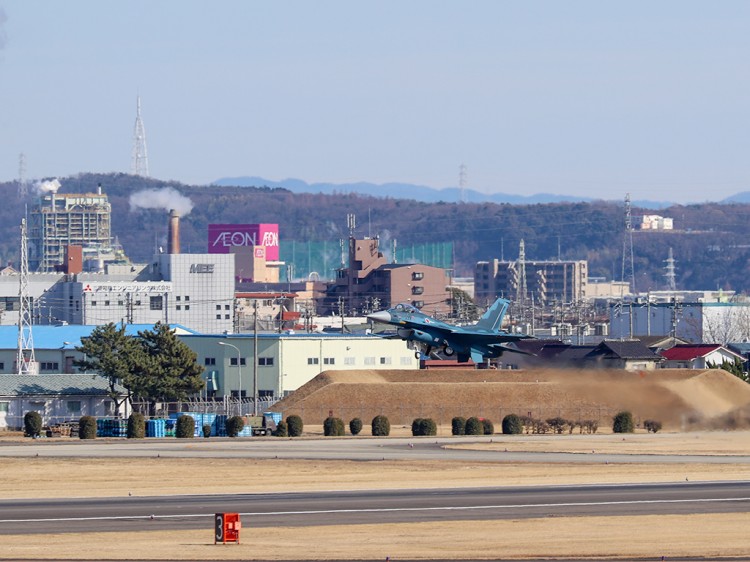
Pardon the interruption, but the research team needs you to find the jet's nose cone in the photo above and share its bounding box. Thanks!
[367,310,391,323]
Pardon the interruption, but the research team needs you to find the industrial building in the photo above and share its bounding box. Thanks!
[28,184,126,273]
[1,208,236,334]
[475,258,588,306]
[0,324,418,429]
[609,295,750,344]
[185,332,420,400]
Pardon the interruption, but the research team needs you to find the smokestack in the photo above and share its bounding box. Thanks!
[168,209,180,254]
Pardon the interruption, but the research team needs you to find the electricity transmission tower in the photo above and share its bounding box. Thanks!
[664,247,677,292]
[459,163,468,203]
[515,239,528,305]
[131,96,149,176]
[17,218,36,374]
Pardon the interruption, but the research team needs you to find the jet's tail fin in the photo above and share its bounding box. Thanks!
[470,298,510,333]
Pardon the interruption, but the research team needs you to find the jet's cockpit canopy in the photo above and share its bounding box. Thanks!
[394,303,419,314]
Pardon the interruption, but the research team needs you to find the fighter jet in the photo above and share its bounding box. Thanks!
[367,298,532,364]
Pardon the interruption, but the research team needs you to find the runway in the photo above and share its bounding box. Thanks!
[2,435,750,464]
[0,481,748,534]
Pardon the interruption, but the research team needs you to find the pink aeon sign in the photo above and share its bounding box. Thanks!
[208,224,279,260]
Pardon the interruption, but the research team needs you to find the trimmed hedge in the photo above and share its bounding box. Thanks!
[23,411,42,438]
[465,416,483,435]
[176,414,195,438]
[127,413,145,439]
[612,411,635,434]
[324,416,345,436]
[274,420,288,437]
[411,418,437,436]
[501,414,523,435]
[202,424,212,438]
[371,415,390,436]
[226,415,245,437]
[349,417,363,435]
[286,415,303,437]
[79,415,97,439]
[482,418,494,435]
[451,416,466,436]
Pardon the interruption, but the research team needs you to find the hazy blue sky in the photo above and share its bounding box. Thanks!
[1,1,749,202]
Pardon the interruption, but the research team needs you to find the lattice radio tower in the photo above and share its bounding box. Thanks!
[17,218,36,374]
[621,193,635,294]
[459,163,468,203]
[17,153,28,199]
[131,96,150,177]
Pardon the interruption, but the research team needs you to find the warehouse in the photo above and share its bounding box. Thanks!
[0,374,127,431]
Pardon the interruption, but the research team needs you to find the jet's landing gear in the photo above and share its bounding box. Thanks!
[443,345,455,356]
[412,343,430,360]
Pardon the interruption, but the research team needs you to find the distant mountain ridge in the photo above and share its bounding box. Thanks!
[214,176,679,209]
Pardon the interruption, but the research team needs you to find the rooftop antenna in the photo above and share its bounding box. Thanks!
[17,218,36,374]
[18,153,28,199]
[459,163,468,203]
[621,193,635,294]
[131,96,150,177]
[347,213,356,238]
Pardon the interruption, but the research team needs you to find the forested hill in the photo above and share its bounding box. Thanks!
[1,172,750,293]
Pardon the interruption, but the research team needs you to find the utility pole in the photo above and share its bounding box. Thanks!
[670,297,682,339]
[253,299,259,415]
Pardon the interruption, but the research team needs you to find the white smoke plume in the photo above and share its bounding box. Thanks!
[0,8,7,50]
[34,178,61,194]
[129,187,194,216]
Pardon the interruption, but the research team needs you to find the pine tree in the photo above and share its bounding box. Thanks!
[131,323,205,416]
[74,323,139,412]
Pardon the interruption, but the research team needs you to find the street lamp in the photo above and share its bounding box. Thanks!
[217,341,242,414]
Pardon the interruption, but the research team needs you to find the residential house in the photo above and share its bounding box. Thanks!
[659,344,746,369]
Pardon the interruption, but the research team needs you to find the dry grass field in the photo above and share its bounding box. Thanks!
[2,367,750,560]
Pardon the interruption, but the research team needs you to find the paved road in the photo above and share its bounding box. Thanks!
[2,436,750,464]
[0,481,748,535]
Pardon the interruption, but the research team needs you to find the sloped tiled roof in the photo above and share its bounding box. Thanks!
[588,340,662,360]
[0,374,124,396]
[661,344,730,361]
[635,335,689,350]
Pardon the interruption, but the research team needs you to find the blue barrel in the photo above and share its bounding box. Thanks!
[213,415,228,437]
[150,419,168,438]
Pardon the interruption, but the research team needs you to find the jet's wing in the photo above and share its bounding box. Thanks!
[446,331,532,346]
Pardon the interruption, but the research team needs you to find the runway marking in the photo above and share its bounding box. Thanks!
[1,496,749,523]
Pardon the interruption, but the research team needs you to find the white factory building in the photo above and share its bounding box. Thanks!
[0,209,235,334]
[0,254,235,335]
